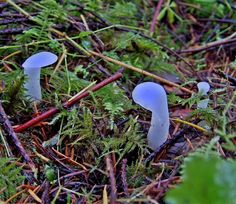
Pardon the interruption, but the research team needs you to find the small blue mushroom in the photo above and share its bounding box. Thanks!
[22,51,58,102]
[132,82,169,150]
[197,82,210,109]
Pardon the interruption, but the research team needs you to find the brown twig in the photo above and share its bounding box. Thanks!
[51,148,87,170]
[149,0,164,34]
[14,72,123,133]
[105,155,117,204]
[0,102,36,170]
[89,50,194,94]
[33,136,74,172]
[0,12,37,17]
[0,27,26,34]
[198,18,236,24]
[0,17,29,25]
[121,159,129,197]
[214,70,236,86]
[41,181,50,204]
[178,37,236,54]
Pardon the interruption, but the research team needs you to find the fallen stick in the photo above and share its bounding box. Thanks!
[0,102,35,170]
[105,154,117,204]
[178,37,236,54]
[149,0,164,34]
[89,50,194,94]
[14,72,123,133]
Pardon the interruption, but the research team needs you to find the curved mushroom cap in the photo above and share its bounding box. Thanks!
[22,51,58,68]
[197,82,210,95]
[132,82,167,112]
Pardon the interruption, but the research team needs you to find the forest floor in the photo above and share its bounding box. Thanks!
[0,1,236,203]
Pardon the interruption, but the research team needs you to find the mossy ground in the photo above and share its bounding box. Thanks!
[0,0,235,203]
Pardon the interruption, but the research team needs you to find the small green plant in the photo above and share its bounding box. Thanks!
[49,106,94,142]
[95,83,132,129]
[102,2,138,26]
[165,150,236,204]
[74,65,89,79]
[191,108,216,125]
[80,0,103,11]
[100,117,147,164]
[104,101,124,129]
[126,161,157,188]
[102,32,175,75]
[45,165,57,183]
[0,70,26,113]
[0,158,25,200]
[184,0,227,17]
[168,92,202,108]
[45,69,90,98]
[215,91,236,151]
[158,0,183,24]
[16,0,67,49]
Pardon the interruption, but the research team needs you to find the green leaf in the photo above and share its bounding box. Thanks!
[157,7,167,21]
[78,31,93,38]
[165,154,236,204]
[45,165,57,182]
[167,9,175,24]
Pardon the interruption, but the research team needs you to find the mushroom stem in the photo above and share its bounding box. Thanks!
[24,67,41,101]
[197,99,209,109]
[197,82,210,109]
[148,112,169,149]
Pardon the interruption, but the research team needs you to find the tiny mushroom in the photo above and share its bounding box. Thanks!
[132,82,169,150]
[22,51,58,102]
[197,82,210,109]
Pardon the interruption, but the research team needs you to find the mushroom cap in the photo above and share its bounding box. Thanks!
[22,51,58,68]
[132,82,167,112]
[197,82,210,95]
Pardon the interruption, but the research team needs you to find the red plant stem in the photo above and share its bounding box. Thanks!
[14,72,123,133]
[149,0,164,34]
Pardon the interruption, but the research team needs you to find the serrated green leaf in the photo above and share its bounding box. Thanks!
[165,154,236,204]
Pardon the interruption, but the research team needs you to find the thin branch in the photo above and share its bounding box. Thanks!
[13,72,123,133]
[0,18,29,25]
[41,181,50,204]
[149,0,164,34]
[105,155,117,204]
[178,37,236,54]
[121,159,129,197]
[0,27,26,34]
[198,18,236,24]
[0,102,36,170]
[89,50,194,94]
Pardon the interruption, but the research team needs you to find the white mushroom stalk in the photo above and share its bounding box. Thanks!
[132,82,169,150]
[197,82,210,109]
[22,51,58,102]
